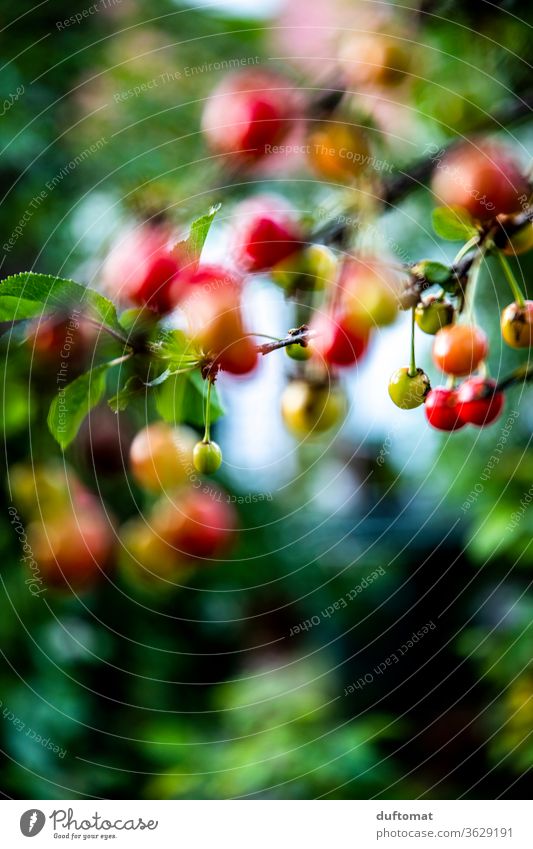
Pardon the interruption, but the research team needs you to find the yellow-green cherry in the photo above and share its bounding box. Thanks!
[388,368,431,409]
[193,440,222,475]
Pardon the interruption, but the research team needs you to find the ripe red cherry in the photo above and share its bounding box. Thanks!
[457,377,504,426]
[233,196,303,272]
[425,387,465,431]
[312,313,369,367]
[102,225,182,313]
[201,70,298,163]
[431,141,528,221]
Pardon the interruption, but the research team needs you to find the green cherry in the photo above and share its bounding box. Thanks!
[285,342,313,361]
[415,297,455,335]
[193,440,222,475]
[388,367,431,409]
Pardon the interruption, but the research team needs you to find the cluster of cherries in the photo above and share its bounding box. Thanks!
[390,139,533,432]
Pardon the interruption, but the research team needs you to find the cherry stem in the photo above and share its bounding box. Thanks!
[496,362,533,392]
[257,326,316,355]
[453,235,480,266]
[409,307,417,377]
[203,377,212,442]
[497,251,526,308]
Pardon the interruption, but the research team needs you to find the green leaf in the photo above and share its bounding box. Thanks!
[156,369,224,427]
[432,207,478,241]
[173,204,221,270]
[0,273,124,334]
[48,364,109,450]
[412,260,452,285]
[108,376,145,413]
[153,329,200,362]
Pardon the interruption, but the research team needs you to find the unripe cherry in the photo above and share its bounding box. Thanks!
[28,504,114,591]
[432,324,488,377]
[285,342,313,361]
[388,367,430,409]
[281,379,346,437]
[341,258,400,329]
[179,265,258,376]
[457,377,504,426]
[415,296,455,335]
[129,422,195,492]
[338,31,413,88]
[500,301,533,348]
[193,440,223,475]
[431,141,528,221]
[424,387,465,431]
[307,121,371,183]
[272,243,337,292]
[201,70,298,163]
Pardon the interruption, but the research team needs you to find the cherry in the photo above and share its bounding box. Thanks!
[307,121,371,183]
[312,312,370,367]
[180,265,258,376]
[281,379,346,437]
[155,490,237,560]
[272,243,337,292]
[193,440,223,475]
[457,377,504,426]
[341,258,400,328]
[102,224,183,313]
[431,141,528,221]
[28,502,114,590]
[415,296,455,335]
[129,422,196,492]
[424,387,465,431]
[119,520,187,592]
[500,300,533,348]
[201,70,297,163]
[285,341,313,361]
[233,196,303,272]
[339,31,413,88]
[388,367,430,409]
[432,324,488,376]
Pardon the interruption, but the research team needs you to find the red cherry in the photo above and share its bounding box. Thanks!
[312,313,369,367]
[425,387,465,431]
[103,225,182,313]
[431,141,528,221]
[457,377,504,426]
[233,197,303,272]
[201,71,298,163]
[155,490,237,560]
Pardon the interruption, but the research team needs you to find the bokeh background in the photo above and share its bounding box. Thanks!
[1,0,532,800]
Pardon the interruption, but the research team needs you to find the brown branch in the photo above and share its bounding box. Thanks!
[257,325,315,355]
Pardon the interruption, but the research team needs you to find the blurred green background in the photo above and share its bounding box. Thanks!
[0,0,532,799]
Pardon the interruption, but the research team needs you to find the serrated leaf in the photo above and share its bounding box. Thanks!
[0,273,124,334]
[173,204,221,270]
[48,364,110,450]
[156,369,224,427]
[432,207,478,241]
